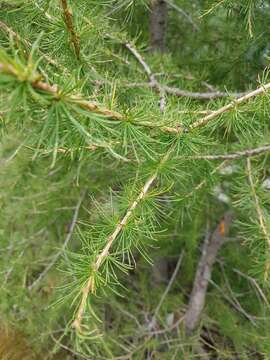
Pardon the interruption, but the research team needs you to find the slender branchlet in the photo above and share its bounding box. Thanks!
[246,158,270,281]
[72,145,175,331]
[0,61,123,120]
[72,172,158,331]
[60,0,80,60]
[177,144,270,161]
[190,82,270,130]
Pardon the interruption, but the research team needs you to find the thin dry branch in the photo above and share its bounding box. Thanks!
[28,192,86,290]
[177,144,270,161]
[150,250,184,327]
[124,42,245,100]
[190,82,270,130]
[165,0,199,31]
[60,0,80,60]
[246,158,270,281]
[124,80,245,100]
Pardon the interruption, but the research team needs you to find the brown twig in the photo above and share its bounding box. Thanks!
[165,0,199,31]
[177,144,270,161]
[246,158,270,281]
[60,0,80,60]
[149,250,184,329]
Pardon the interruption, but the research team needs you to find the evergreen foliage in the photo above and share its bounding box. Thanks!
[1,0,270,358]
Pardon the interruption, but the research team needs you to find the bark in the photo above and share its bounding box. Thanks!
[149,0,168,52]
[184,212,234,335]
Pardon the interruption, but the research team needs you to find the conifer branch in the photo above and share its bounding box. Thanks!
[190,82,270,130]
[72,172,158,331]
[184,212,234,334]
[0,61,124,120]
[60,0,80,60]
[28,191,86,291]
[246,158,270,281]
[177,144,270,161]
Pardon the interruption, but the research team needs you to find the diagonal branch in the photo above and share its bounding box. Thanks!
[72,172,158,331]
[165,0,199,31]
[72,146,175,332]
[177,144,270,161]
[190,82,270,130]
[60,0,80,60]
[124,42,245,100]
[246,158,270,281]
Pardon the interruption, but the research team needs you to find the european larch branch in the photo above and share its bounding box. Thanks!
[190,82,270,130]
[72,172,158,331]
[0,61,123,120]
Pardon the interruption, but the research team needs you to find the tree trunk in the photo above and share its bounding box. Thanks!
[149,0,168,52]
[184,212,233,335]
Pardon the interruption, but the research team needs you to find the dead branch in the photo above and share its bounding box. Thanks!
[165,0,199,31]
[124,42,245,100]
